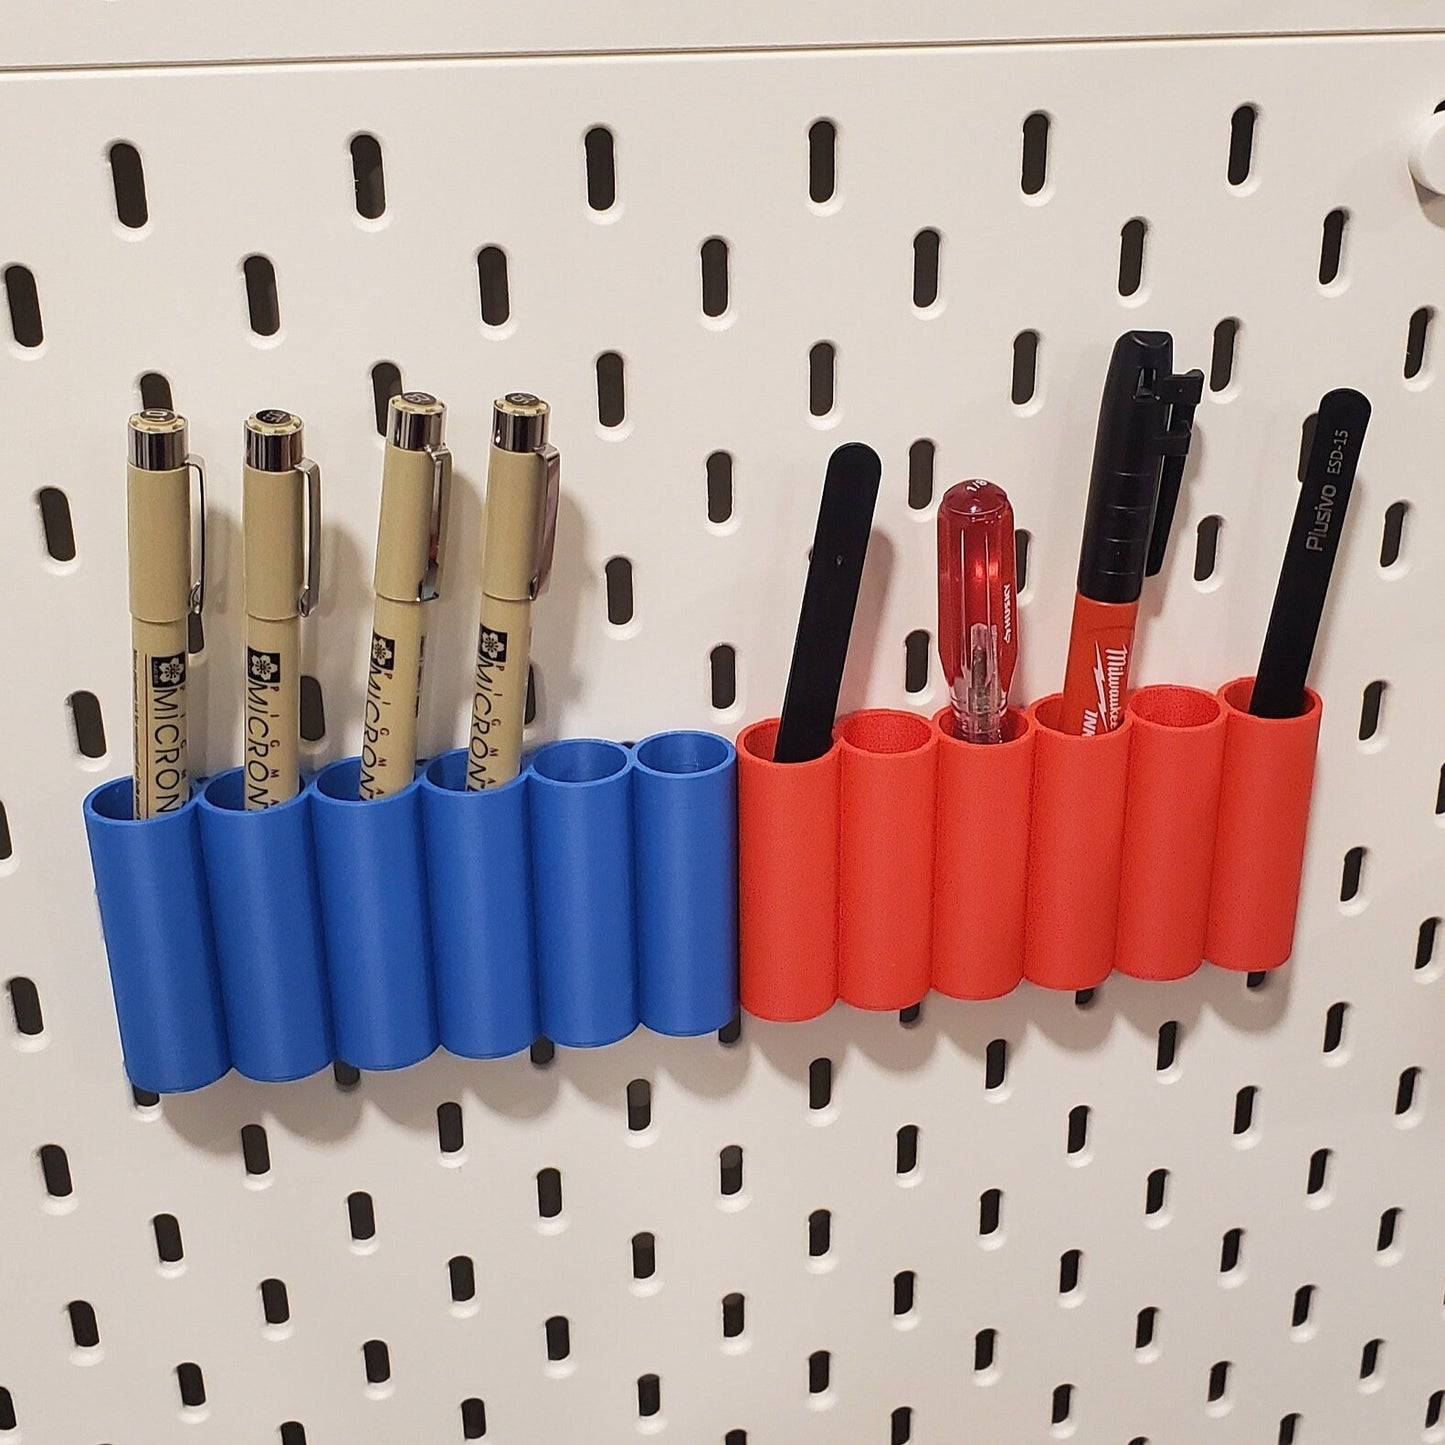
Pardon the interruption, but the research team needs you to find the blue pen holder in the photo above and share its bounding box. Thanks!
[309,759,438,1071]
[196,770,333,1083]
[82,779,231,1093]
[633,731,738,1036]
[528,739,639,1047]
[421,750,538,1059]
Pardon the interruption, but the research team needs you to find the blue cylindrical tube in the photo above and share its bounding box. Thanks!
[632,731,738,1035]
[308,759,437,1070]
[421,749,537,1059]
[82,779,231,1093]
[196,769,333,1082]
[528,739,638,1047]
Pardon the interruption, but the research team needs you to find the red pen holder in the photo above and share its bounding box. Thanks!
[836,710,937,1010]
[1206,678,1323,973]
[932,706,1034,999]
[736,718,840,1021]
[1115,685,1227,982]
[1023,694,1134,991]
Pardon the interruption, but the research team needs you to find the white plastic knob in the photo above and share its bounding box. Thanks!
[1409,110,1445,194]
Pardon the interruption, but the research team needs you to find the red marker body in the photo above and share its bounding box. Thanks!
[1058,595,1137,735]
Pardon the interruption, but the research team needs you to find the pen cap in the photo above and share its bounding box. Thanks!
[1115,686,1226,982]
[836,709,937,1011]
[127,410,192,623]
[483,394,554,602]
[243,411,306,621]
[937,480,1018,740]
[932,706,1033,1000]
[1024,694,1134,990]
[736,718,840,1022]
[83,778,231,1093]
[1077,332,1195,604]
[1206,678,1323,972]
[375,393,447,603]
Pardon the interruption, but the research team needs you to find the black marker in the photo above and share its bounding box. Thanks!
[1250,388,1371,719]
[774,443,883,763]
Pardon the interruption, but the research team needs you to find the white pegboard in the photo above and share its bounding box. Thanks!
[3,5,1445,69]
[2,30,1445,1445]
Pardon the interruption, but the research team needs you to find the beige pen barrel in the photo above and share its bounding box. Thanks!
[360,393,449,800]
[127,410,194,819]
[242,411,315,810]
[466,394,557,792]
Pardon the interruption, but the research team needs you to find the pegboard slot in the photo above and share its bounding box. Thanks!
[37,1143,72,1199]
[38,486,76,563]
[1118,219,1146,298]
[138,371,172,410]
[1404,306,1432,381]
[370,361,401,435]
[67,1300,99,1350]
[152,1212,184,1265]
[631,1232,656,1281]
[437,1101,464,1156]
[243,254,280,337]
[1011,330,1039,405]
[701,237,729,319]
[722,1291,745,1339]
[260,1278,290,1326]
[67,690,106,759]
[1135,1306,1158,1352]
[584,126,616,211]
[176,1363,206,1411]
[896,1124,920,1177]
[596,351,626,428]
[347,1191,376,1243]
[1376,1207,1401,1255]
[912,229,941,310]
[3,264,43,349]
[808,1208,831,1258]
[362,1339,390,1386]
[6,977,42,1037]
[450,1254,477,1303]
[809,341,836,418]
[1227,105,1257,185]
[808,119,837,205]
[975,1327,998,1373]
[1291,1284,1316,1331]
[907,439,934,510]
[706,451,733,524]
[1318,209,1348,287]
[461,1397,487,1438]
[1021,111,1050,196]
[108,142,148,229]
[0,1388,13,1431]
[477,246,510,327]
[891,1405,913,1442]
[349,133,385,219]
[1380,501,1409,570]
[1209,319,1239,393]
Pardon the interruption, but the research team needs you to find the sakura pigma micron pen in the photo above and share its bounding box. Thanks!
[127,410,206,819]
[242,410,321,810]
[466,393,559,791]
[359,392,452,800]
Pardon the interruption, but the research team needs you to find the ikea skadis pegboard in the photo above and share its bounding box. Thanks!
[3,22,1445,1445]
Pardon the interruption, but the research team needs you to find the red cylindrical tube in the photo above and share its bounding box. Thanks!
[932,706,1034,999]
[1115,685,1226,982]
[836,710,937,1010]
[737,718,839,1021]
[1206,678,1323,973]
[1058,594,1140,736]
[1024,693,1133,990]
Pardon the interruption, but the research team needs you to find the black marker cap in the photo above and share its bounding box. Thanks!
[1076,332,1202,604]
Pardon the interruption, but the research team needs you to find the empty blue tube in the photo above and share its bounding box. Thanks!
[82,779,231,1093]
[528,739,638,1047]
[196,769,333,1082]
[421,750,537,1059]
[308,759,437,1070]
[632,731,738,1035]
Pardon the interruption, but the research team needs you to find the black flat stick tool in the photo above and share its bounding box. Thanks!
[773,442,883,763]
[1249,387,1371,719]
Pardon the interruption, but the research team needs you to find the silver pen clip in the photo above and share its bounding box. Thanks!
[421,442,452,602]
[185,452,207,616]
[297,457,322,617]
[532,443,561,599]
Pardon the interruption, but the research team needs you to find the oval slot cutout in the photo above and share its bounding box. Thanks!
[477,246,510,327]
[4,265,43,349]
[701,237,730,318]
[243,254,280,337]
[584,127,616,211]
[108,142,149,228]
[808,120,837,204]
[350,133,386,219]
[1021,112,1050,195]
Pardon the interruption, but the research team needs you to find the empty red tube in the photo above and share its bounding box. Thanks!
[1115,685,1226,982]
[1024,693,1133,990]
[932,707,1034,999]
[737,718,839,1020]
[1206,678,1323,972]
[837,710,937,1010]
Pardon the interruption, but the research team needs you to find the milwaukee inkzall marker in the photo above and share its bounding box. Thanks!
[1058,332,1203,735]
